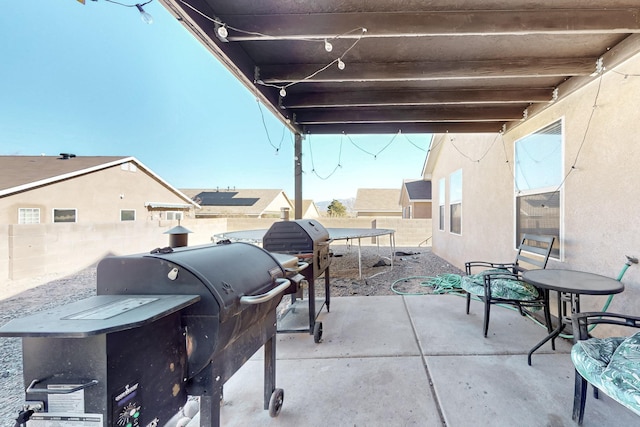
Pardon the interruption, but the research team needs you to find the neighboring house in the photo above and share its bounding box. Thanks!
[425,52,640,318]
[181,188,293,218]
[353,188,402,217]
[292,199,320,219]
[0,155,198,224]
[399,179,432,219]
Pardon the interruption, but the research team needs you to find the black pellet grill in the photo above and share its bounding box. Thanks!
[0,242,303,427]
[263,219,331,343]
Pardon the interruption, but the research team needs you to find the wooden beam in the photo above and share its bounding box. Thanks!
[283,88,554,108]
[506,33,640,133]
[302,122,505,134]
[293,106,525,124]
[221,9,640,41]
[258,58,596,84]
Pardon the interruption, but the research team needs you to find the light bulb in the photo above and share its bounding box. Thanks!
[135,4,153,24]
[279,87,287,97]
[217,25,228,39]
[324,39,333,52]
[337,58,345,70]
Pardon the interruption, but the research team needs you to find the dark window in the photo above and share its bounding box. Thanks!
[516,192,560,258]
[53,209,77,223]
[450,203,461,235]
[120,210,136,221]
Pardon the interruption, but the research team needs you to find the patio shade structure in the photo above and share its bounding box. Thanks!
[157,0,640,214]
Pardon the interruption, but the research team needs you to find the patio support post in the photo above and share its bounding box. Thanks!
[294,133,303,219]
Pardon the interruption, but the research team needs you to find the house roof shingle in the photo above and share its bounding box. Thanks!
[0,155,127,194]
[0,155,198,207]
[404,180,432,201]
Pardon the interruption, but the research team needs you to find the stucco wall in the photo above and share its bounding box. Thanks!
[430,53,640,330]
[0,217,429,282]
[0,164,193,224]
[224,217,431,247]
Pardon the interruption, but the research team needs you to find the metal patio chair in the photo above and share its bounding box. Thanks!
[461,234,555,337]
[571,312,640,425]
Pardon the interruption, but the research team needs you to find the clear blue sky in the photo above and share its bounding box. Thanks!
[0,0,431,202]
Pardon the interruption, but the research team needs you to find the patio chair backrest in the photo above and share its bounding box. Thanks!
[513,234,555,273]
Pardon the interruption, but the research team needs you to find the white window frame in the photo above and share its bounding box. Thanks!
[18,208,40,224]
[53,208,77,223]
[514,119,563,258]
[166,211,183,221]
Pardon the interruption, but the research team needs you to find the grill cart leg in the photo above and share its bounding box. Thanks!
[325,266,331,312]
[264,332,285,417]
[264,334,276,410]
[200,393,221,427]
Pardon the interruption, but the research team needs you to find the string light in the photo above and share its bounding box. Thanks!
[103,0,154,24]
[324,39,333,52]
[172,0,366,98]
[307,134,344,180]
[256,99,289,153]
[217,25,228,39]
[302,132,430,181]
[136,3,153,24]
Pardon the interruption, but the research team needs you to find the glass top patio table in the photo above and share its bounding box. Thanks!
[522,269,625,365]
[523,269,625,295]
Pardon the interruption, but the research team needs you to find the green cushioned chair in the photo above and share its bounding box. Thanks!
[571,312,640,424]
[461,234,555,337]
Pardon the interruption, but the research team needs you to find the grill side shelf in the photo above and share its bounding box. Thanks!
[0,294,200,338]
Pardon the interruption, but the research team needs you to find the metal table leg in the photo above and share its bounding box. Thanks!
[528,291,579,365]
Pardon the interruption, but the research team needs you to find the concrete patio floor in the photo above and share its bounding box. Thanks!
[216,294,637,426]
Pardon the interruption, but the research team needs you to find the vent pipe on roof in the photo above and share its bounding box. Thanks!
[59,153,76,160]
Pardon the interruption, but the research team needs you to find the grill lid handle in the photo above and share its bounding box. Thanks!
[285,261,309,274]
[239,278,291,305]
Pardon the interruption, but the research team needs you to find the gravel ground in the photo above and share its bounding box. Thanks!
[0,245,462,425]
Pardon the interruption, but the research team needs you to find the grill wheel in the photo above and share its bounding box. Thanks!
[269,388,285,417]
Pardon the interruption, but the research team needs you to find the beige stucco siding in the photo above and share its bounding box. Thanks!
[263,192,294,216]
[412,201,432,219]
[429,54,640,325]
[0,164,191,224]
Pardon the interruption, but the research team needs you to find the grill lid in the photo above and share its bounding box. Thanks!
[144,243,285,312]
[97,243,286,319]
[263,219,330,253]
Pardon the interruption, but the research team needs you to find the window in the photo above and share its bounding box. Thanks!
[166,211,183,221]
[53,208,77,223]
[438,178,445,231]
[449,169,462,234]
[120,209,136,221]
[18,208,40,224]
[515,120,562,257]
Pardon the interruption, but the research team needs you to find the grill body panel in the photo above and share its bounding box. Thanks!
[264,220,332,338]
